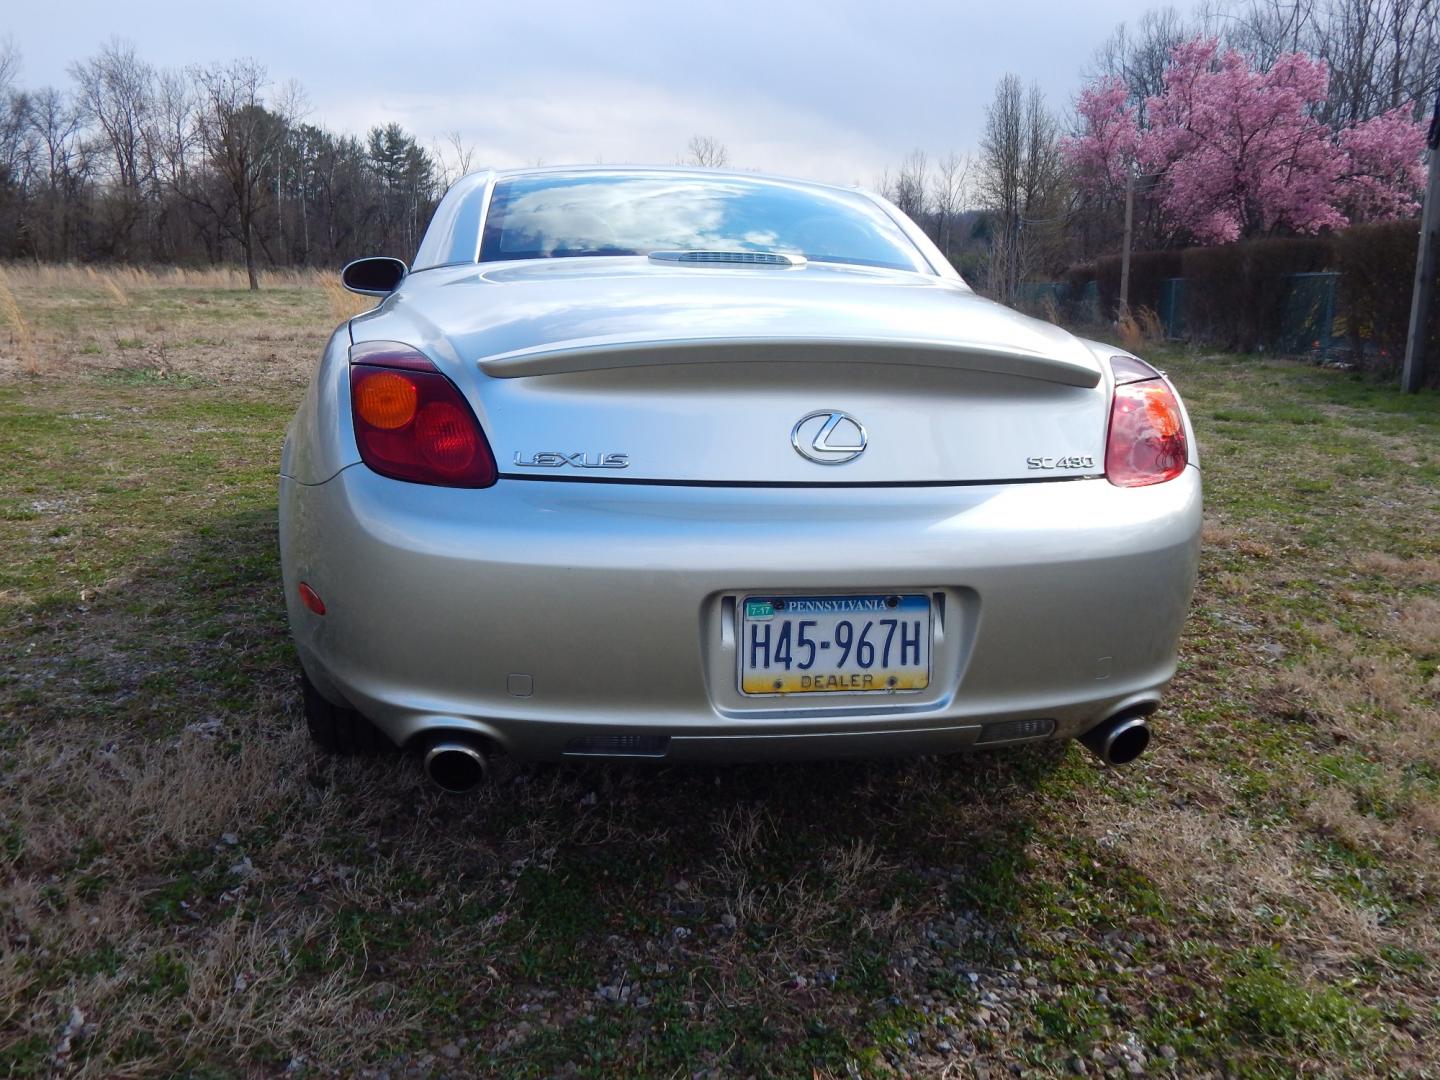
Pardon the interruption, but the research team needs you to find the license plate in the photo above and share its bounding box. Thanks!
[739,593,931,695]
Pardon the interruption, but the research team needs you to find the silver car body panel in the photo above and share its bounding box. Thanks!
[280,465,1200,759]
[281,166,1202,761]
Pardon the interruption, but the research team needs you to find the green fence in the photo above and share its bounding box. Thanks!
[1158,278,1187,340]
[1020,271,1341,354]
[1155,271,1339,351]
[1015,280,1100,325]
[1015,282,1063,313]
[1278,272,1339,353]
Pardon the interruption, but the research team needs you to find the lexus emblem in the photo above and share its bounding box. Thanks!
[791,410,868,465]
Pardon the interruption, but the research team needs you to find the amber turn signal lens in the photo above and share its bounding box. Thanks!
[354,370,418,430]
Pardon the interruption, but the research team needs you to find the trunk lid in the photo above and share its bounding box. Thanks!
[357,259,1110,485]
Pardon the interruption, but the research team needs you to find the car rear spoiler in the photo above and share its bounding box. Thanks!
[477,336,1102,388]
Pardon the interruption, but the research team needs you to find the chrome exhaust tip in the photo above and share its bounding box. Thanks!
[1080,711,1152,767]
[422,740,490,793]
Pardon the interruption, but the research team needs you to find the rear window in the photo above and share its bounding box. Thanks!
[479,172,929,272]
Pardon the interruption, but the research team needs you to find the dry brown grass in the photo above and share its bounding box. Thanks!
[2,723,425,1074]
[2,262,335,291]
[1393,596,1440,655]
[1116,305,1165,353]
[1351,551,1440,585]
[1246,594,1440,898]
[0,262,349,384]
[0,269,40,374]
[100,275,129,307]
[320,272,377,323]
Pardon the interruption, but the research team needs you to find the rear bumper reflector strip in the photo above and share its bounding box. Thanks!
[563,735,671,758]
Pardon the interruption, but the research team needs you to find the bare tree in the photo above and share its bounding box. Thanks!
[979,77,1065,303]
[684,134,730,168]
[870,166,893,201]
[29,88,83,182]
[436,130,477,188]
[0,37,31,260]
[69,40,152,190]
[267,78,308,257]
[25,87,89,258]
[70,38,154,253]
[1199,0,1440,120]
[980,76,1024,302]
[0,36,19,97]
[146,68,194,189]
[140,68,196,260]
[0,39,28,189]
[189,59,293,289]
[890,148,930,222]
[1019,85,1067,280]
[1089,7,1189,123]
[1313,0,1439,123]
[1198,0,1320,69]
[930,152,970,262]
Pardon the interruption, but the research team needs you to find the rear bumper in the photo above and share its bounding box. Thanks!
[279,466,1201,761]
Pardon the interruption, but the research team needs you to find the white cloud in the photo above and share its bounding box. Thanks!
[313,74,894,188]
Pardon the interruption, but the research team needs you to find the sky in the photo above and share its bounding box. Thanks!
[7,0,1162,187]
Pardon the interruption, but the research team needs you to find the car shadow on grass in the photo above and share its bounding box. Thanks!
[370,740,1073,1075]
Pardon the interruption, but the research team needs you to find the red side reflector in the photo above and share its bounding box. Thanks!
[298,582,326,615]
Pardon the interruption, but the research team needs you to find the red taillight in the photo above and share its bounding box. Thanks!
[1105,371,1188,488]
[349,342,497,488]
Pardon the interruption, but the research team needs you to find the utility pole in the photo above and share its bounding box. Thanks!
[1402,85,1440,393]
[1119,163,1135,321]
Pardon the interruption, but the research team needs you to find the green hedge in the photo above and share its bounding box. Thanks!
[1180,238,1331,351]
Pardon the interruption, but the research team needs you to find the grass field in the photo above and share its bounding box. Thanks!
[1,267,1438,1078]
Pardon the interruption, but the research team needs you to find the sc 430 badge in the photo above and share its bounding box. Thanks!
[1027,455,1096,470]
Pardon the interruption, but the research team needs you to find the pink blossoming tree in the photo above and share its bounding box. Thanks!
[1062,37,1427,244]
[1063,77,1139,198]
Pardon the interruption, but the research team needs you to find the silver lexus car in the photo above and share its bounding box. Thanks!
[279,166,1201,792]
